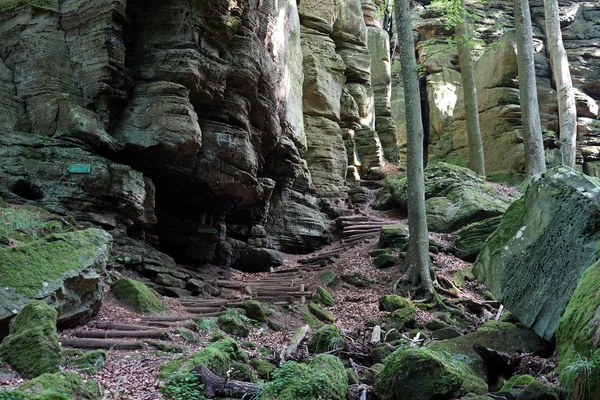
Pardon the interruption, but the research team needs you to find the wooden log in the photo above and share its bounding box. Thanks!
[60,338,146,350]
[140,315,195,322]
[280,324,310,363]
[216,280,244,289]
[178,299,231,306]
[252,286,303,292]
[72,330,169,339]
[342,227,383,235]
[192,365,261,399]
[181,307,222,313]
[273,268,299,274]
[185,311,224,317]
[341,221,394,227]
[93,322,154,331]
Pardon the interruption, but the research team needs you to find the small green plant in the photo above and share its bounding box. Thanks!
[195,318,217,333]
[160,371,206,400]
[261,361,329,400]
[559,349,600,400]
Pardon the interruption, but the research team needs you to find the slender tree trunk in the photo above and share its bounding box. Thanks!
[543,0,577,168]
[514,0,547,177]
[395,0,433,296]
[456,0,485,176]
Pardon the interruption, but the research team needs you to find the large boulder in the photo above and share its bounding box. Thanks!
[375,163,512,232]
[110,278,167,314]
[453,216,503,261]
[473,167,600,340]
[0,301,62,378]
[0,228,112,335]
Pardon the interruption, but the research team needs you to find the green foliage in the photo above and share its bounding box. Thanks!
[19,371,101,399]
[195,317,217,333]
[178,328,201,343]
[217,309,252,337]
[501,374,535,391]
[308,324,347,354]
[559,349,600,400]
[160,372,206,400]
[0,207,73,245]
[62,349,106,374]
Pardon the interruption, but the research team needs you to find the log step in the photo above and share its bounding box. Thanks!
[72,329,170,339]
[60,338,147,350]
[92,322,156,331]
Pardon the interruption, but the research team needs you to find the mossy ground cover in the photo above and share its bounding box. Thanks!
[110,278,167,314]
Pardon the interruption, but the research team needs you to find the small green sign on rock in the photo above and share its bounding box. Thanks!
[67,164,91,174]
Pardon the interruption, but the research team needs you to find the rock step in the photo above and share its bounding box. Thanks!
[60,338,147,350]
[72,329,170,339]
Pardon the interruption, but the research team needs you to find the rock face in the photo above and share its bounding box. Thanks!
[473,166,600,340]
[0,228,112,335]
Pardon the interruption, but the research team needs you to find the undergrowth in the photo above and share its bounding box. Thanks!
[160,372,206,400]
[559,349,600,400]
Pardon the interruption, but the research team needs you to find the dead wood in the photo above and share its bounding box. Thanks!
[60,338,147,350]
[280,324,310,363]
[73,329,170,339]
[192,364,261,399]
[93,322,155,331]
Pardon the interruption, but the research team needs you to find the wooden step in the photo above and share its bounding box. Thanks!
[60,338,147,350]
[72,329,170,339]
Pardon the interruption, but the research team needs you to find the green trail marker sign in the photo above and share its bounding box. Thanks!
[67,164,91,174]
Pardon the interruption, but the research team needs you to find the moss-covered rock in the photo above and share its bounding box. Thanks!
[373,253,398,269]
[235,300,265,322]
[0,301,62,378]
[308,324,347,354]
[319,270,338,286]
[372,343,394,364]
[159,338,248,380]
[314,287,335,307]
[516,381,558,400]
[453,216,503,261]
[261,354,348,400]
[556,260,600,371]
[217,308,251,337]
[378,224,409,250]
[379,295,414,313]
[111,278,166,314]
[0,228,111,333]
[250,359,276,380]
[374,347,465,400]
[501,374,536,391]
[428,321,549,380]
[308,303,335,323]
[17,371,100,399]
[392,307,417,330]
[62,349,106,374]
[452,267,475,288]
[474,166,600,341]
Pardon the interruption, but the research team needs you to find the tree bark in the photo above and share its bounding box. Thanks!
[543,0,577,168]
[514,0,547,177]
[456,0,485,176]
[395,0,433,296]
[192,364,262,399]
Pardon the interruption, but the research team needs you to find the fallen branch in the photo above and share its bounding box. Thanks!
[192,364,261,399]
[280,324,310,364]
[73,330,169,339]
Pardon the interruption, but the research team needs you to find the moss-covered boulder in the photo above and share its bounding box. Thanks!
[501,375,536,391]
[379,295,414,312]
[556,259,600,371]
[319,270,338,286]
[111,278,166,314]
[250,359,276,380]
[261,354,348,400]
[217,309,251,337]
[308,302,336,323]
[375,163,512,232]
[374,347,465,400]
[516,381,558,400]
[378,224,410,250]
[428,321,549,380]
[159,338,249,380]
[308,324,347,353]
[453,216,502,261]
[18,371,101,399]
[0,301,62,378]
[473,166,600,340]
[314,287,335,307]
[62,349,106,374]
[0,228,112,334]
[235,300,266,322]
[373,253,398,269]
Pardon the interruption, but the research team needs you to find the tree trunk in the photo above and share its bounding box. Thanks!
[456,0,485,176]
[514,0,547,177]
[543,0,577,168]
[395,0,433,296]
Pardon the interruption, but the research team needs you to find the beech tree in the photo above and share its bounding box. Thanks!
[514,0,547,176]
[543,0,577,168]
[395,0,433,297]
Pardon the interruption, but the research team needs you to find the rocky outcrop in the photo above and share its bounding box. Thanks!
[473,166,600,340]
[0,228,112,336]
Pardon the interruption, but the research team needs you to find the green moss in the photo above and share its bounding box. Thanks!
[452,267,474,288]
[373,253,398,268]
[0,229,109,297]
[372,344,395,364]
[0,207,69,245]
[0,197,7,208]
[501,374,535,391]
[178,328,201,343]
[314,287,335,307]
[19,371,101,399]
[517,381,558,400]
[319,271,337,287]
[308,324,346,354]
[378,224,410,250]
[0,0,58,13]
[145,340,187,354]
[308,303,335,323]
[374,348,465,400]
[379,295,415,312]
[556,260,600,370]
[111,278,167,314]
[235,300,265,322]
[261,355,347,400]
[62,349,106,374]
[250,359,276,380]
[217,309,251,337]
[0,301,62,378]
[195,317,217,333]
